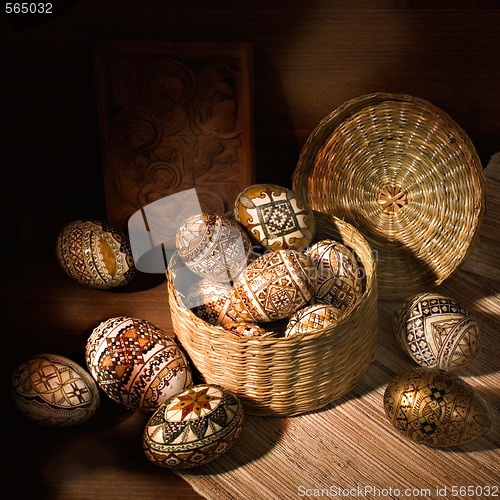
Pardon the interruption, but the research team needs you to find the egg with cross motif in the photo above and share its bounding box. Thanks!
[10,354,100,427]
[383,367,491,447]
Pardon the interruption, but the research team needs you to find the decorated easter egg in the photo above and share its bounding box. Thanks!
[182,278,239,326]
[229,249,317,323]
[305,239,362,313]
[143,383,244,469]
[10,354,100,427]
[176,212,251,282]
[285,303,344,337]
[234,183,315,251]
[223,321,270,338]
[394,292,480,370]
[86,316,192,412]
[56,219,136,289]
[383,367,491,447]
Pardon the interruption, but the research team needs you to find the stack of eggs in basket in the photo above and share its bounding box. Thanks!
[175,183,364,338]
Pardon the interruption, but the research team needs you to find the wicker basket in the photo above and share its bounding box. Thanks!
[292,93,486,300]
[167,211,378,417]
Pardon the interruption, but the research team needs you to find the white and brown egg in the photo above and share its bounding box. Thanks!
[394,292,480,371]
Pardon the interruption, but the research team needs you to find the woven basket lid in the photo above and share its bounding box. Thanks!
[293,93,485,300]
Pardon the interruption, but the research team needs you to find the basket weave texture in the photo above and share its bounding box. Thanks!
[292,93,485,300]
[167,211,378,417]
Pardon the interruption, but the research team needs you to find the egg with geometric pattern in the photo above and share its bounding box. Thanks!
[383,367,491,447]
[394,292,480,370]
[175,212,251,283]
[182,278,240,326]
[10,353,100,427]
[234,183,316,251]
[55,219,137,289]
[305,239,362,314]
[143,383,244,469]
[85,316,192,412]
[285,303,344,337]
[229,249,317,323]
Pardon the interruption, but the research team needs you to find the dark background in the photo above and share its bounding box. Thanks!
[1,2,500,498]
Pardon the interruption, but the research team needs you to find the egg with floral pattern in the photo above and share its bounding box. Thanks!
[85,316,192,412]
[143,384,244,469]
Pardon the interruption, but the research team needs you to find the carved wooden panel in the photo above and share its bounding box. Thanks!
[93,41,255,230]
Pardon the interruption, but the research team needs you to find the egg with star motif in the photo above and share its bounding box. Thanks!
[143,383,244,469]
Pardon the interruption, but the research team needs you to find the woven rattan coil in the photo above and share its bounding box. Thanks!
[292,93,485,300]
[167,211,378,417]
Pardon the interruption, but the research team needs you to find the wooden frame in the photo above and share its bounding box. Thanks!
[93,41,255,229]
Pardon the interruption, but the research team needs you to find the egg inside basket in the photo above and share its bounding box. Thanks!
[167,210,378,417]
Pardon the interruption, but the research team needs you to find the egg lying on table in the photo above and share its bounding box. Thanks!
[182,278,239,326]
[394,292,480,370]
[229,249,317,323]
[176,212,251,283]
[305,239,362,314]
[143,383,244,469]
[85,316,192,412]
[55,219,136,289]
[234,183,316,251]
[383,367,491,447]
[10,354,100,427]
[285,303,344,337]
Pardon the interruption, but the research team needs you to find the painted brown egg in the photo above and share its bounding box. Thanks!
[229,249,317,323]
[85,316,192,412]
[223,321,270,338]
[10,354,100,427]
[182,278,239,326]
[285,303,344,337]
[383,367,491,447]
[175,212,251,282]
[234,183,315,251]
[305,239,362,314]
[55,219,136,289]
[394,292,480,370]
[143,383,244,469]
